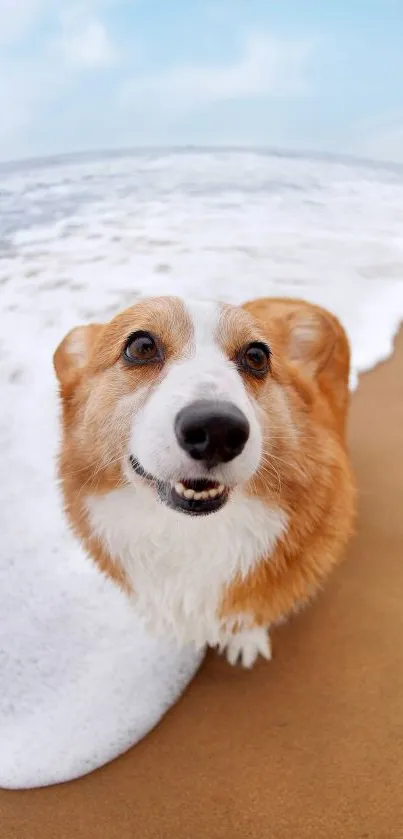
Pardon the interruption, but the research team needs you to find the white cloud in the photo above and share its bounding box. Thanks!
[0,0,44,44]
[58,17,116,68]
[0,1,120,50]
[120,32,315,112]
[0,1,118,159]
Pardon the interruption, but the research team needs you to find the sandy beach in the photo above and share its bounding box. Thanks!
[1,327,402,838]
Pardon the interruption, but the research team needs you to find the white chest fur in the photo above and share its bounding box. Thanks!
[86,484,286,649]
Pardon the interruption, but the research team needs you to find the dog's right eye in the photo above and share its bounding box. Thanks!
[123,331,163,365]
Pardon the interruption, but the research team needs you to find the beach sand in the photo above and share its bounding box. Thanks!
[1,329,402,839]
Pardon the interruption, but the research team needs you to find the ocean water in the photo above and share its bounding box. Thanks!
[2,147,403,527]
[1,150,403,787]
[1,149,403,388]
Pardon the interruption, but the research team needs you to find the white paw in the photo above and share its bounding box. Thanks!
[218,627,272,668]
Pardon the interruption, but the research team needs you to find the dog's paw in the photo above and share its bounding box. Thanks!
[218,627,272,668]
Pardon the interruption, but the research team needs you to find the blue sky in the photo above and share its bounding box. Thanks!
[1,0,403,162]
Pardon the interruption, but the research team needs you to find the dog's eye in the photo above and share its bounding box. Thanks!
[240,342,271,377]
[123,331,162,365]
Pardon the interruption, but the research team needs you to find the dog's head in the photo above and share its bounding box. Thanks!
[54,295,349,518]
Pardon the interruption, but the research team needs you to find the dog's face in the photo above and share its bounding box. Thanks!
[54,295,348,519]
[54,297,281,516]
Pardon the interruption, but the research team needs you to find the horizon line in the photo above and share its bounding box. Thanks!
[1,144,403,175]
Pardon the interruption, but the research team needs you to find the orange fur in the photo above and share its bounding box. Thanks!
[220,298,356,625]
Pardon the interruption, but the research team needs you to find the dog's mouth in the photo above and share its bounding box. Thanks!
[129,456,230,516]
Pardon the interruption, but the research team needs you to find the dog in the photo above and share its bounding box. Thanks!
[53,296,356,667]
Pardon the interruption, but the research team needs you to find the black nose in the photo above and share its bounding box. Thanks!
[175,400,250,466]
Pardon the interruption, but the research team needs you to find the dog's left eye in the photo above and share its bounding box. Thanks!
[239,342,271,376]
[123,331,162,365]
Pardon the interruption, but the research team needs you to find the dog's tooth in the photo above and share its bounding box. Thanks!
[174,482,227,502]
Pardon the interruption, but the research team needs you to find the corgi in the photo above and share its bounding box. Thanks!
[53,296,356,667]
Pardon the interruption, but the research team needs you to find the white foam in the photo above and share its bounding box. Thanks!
[1,150,402,788]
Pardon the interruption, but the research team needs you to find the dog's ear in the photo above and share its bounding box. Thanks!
[243,297,349,379]
[53,324,103,393]
[280,302,338,377]
[243,298,351,428]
